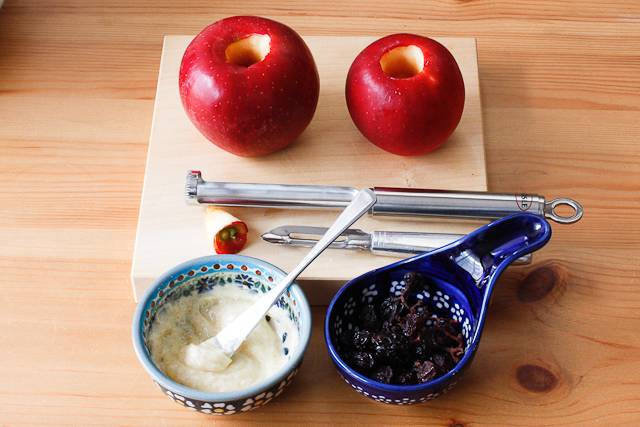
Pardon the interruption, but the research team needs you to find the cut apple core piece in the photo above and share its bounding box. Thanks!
[225,34,271,67]
[380,45,424,79]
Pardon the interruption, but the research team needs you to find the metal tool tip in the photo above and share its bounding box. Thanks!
[185,170,201,205]
[260,231,287,245]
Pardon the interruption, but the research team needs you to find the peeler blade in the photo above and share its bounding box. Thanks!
[261,225,371,251]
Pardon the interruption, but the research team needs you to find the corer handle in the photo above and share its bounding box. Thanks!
[372,187,583,224]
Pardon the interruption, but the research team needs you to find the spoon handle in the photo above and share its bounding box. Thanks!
[213,188,377,357]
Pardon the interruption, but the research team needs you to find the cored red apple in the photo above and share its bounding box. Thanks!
[179,16,320,157]
[345,34,465,156]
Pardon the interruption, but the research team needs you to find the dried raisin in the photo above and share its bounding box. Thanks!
[416,361,437,383]
[371,365,393,384]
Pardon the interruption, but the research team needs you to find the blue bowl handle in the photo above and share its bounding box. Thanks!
[435,213,552,288]
[484,213,552,262]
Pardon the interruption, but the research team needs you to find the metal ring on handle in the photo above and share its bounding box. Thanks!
[544,198,583,224]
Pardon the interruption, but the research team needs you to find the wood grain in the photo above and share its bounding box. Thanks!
[1,0,639,425]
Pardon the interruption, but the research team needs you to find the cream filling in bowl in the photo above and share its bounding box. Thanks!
[148,284,298,392]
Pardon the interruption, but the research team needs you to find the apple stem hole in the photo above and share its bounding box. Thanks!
[225,34,271,67]
[380,45,424,79]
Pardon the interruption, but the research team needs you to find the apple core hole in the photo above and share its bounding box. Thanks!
[380,45,424,79]
[225,34,271,67]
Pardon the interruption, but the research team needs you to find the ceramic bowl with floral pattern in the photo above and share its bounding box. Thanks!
[132,255,312,415]
[325,213,552,405]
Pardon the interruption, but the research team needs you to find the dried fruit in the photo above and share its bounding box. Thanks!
[371,365,394,384]
[341,271,465,385]
[372,327,410,364]
[416,361,437,383]
[351,351,375,370]
[353,330,373,350]
[358,304,380,330]
[380,297,403,328]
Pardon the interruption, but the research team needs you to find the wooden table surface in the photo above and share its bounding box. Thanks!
[1,1,639,425]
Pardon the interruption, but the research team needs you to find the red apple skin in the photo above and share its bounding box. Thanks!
[346,34,465,156]
[179,16,320,157]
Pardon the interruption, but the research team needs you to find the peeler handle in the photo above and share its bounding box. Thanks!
[371,231,532,264]
[370,231,465,255]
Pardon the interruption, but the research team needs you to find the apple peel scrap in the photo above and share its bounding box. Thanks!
[204,206,248,254]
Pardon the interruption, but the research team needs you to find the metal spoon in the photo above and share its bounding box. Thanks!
[190,188,377,362]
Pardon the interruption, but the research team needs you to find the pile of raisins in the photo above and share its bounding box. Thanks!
[340,272,465,385]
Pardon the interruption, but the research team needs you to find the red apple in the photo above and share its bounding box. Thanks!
[179,16,320,157]
[345,34,465,156]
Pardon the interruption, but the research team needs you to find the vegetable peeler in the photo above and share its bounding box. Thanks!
[261,225,532,264]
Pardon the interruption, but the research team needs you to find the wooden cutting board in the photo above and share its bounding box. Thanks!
[131,35,488,303]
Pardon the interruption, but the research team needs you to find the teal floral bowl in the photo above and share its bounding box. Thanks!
[132,255,312,415]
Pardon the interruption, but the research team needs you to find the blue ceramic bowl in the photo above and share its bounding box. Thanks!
[132,255,312,415]
[325,213,552,405]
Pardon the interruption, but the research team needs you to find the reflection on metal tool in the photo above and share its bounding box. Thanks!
[261,225,532,265]
[186,170,583,224]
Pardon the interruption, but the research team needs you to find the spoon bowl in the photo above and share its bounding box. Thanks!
[325,213,552,404]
